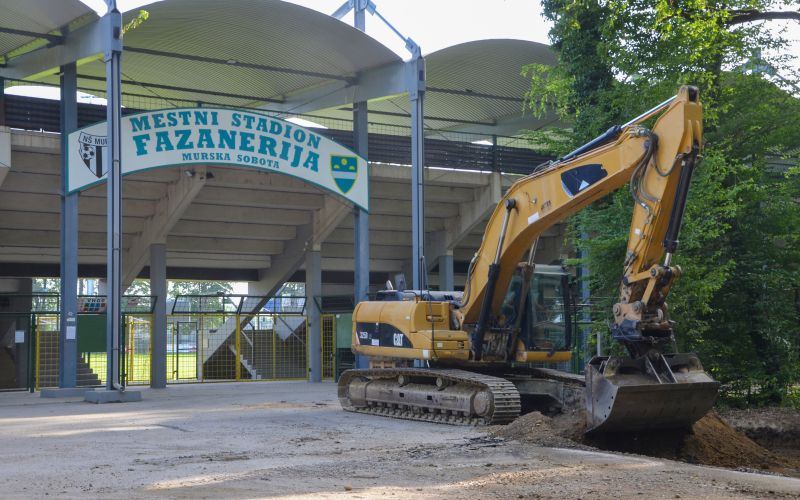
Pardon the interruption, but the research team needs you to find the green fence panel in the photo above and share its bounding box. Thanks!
[77,315,106,352]
[335,313,352,349]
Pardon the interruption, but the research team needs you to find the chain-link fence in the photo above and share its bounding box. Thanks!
[321,314,336,380]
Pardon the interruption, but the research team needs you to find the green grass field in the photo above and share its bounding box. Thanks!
[86,352,199,383]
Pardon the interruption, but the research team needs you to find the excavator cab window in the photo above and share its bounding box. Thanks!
[526,273,566,351]
[500,267,573,352]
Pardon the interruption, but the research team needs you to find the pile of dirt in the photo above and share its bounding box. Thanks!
[497,407,800,477]
[682,412,789,469]
[490,410,586,449]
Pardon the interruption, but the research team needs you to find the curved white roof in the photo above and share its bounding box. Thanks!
[1,1,557,136]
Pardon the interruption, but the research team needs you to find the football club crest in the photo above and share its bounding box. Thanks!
[330,155,358,194]
[77,131,108,178]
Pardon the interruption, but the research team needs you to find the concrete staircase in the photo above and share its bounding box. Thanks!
[202,315,308,380]
[235,318,308,380]
[36,332,102,388]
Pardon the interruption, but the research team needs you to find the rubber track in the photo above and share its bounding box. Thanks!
[338,368,521,425]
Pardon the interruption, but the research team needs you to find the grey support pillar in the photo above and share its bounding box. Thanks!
[306,247,322,382]
[149,243,167,388]
[105,3,123,390]
[408,55,426,289]
[0,76,5,125]
[353,8,370,304]
[439,252,454,292]
[59,62,78,388]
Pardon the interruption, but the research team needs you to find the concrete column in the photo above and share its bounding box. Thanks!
[149,243,167,388]
[0,75,5,126]
[59,62,78,388]
[439,252,454,292]
[305,248,322,382]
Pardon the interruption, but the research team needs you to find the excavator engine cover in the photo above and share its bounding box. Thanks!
[585,353,719,433]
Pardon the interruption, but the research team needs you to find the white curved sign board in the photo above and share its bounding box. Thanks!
[67,108,368,211]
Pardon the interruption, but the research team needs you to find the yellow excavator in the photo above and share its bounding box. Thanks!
[338,86,720,433]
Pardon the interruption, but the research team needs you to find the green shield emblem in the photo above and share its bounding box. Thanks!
[331,155,358,194]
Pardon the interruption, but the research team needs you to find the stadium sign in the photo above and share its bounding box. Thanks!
[67,108,369,211]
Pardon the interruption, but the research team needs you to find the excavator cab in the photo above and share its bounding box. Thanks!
[499,265,574,357]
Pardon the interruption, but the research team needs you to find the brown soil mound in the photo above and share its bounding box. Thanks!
[490,411,586,449]
[497,408,800,477]
[683,412,785,468]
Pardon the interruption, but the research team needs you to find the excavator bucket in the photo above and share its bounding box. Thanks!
[585,353,719,433]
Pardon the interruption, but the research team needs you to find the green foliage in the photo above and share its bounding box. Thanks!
[531,0,800,405]
[124,279,151,296]
[168,280,233,298]
[278,282,305,297]
[122,10,149,36]
[32,278,60,293]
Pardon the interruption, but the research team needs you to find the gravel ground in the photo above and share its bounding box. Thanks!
[0,382,798,499]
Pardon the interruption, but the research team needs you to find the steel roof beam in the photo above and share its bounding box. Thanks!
[124,46,351,82]
[426,86,526,104]
[75,73,285,104]
[271,60,407,115]
[0,27,64,45]
[335,106,496,127]
[432,113,562,137]
[0,15,113,80]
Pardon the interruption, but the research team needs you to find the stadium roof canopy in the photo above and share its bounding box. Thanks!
[0,0,565,290]
[0,0,557,138]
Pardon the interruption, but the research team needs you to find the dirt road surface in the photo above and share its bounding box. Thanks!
[1,382,798,499]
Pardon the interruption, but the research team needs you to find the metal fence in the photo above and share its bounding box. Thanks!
[0,292,326,389]
[120,312,312,385]
[5,290,604,388]
[27,312,314,388]
[321,314,336,380]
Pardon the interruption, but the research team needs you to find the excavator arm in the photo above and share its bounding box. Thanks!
[462,86,702,360]
[460,86,718,432]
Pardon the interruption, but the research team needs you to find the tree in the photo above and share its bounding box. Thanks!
[124,279,151,296]
[527,0,800,405]
[168,280,233,298]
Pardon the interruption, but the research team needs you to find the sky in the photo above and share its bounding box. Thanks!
[78,0,553,57]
